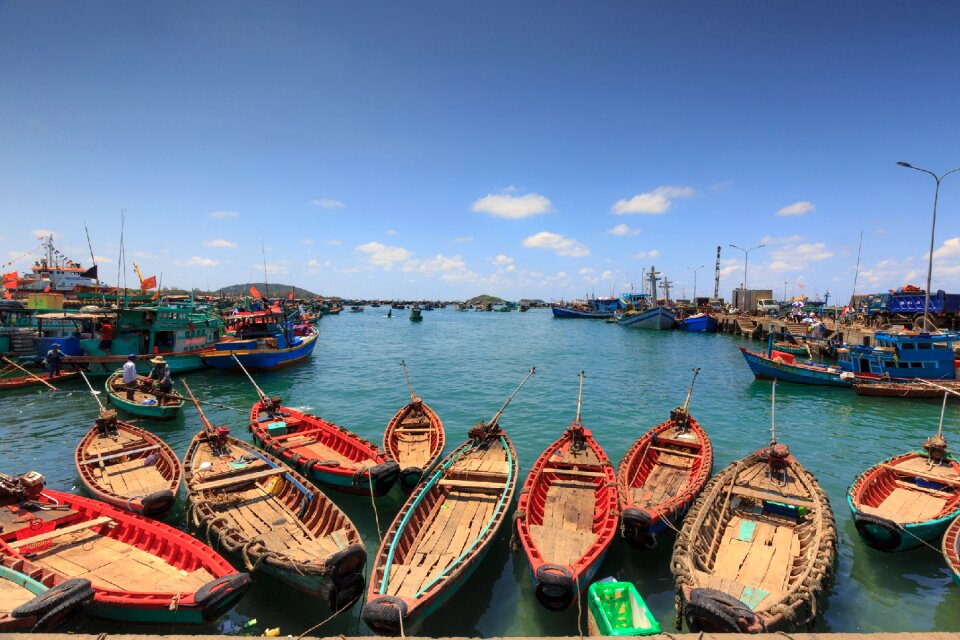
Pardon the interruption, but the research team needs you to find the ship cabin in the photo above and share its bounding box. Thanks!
[837,330,958,380]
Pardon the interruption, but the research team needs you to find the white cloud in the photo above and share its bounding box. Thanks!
[611,186,694,215]
[759,234,805,245]
[404,254,465,274]
[386,229,397,236]
[776,201,815,217]
[32,228,57,238]
[326,239,342,246]
[579,267,595,276]
[309,198,345,209]
[489,254,514,267]
[933,237,960,260]
[300,239,315,245]
[356,242,413,270]
[522,231,590,257]
[92,255,112,263]
[767,242,834,272]
[451,236,475,244]
[600,270,614,280]
[472,191,553,219]
[209,210,239,219]
[633,250,661,259]
[175,256,219,267]
[256,260,292,275]
[306,259,321,268]
[203,239,238,249]
[607,223,642,237]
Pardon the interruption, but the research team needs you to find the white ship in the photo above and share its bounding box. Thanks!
[15,235,99,293]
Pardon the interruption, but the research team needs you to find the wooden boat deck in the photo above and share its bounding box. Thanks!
[862,488,946,522]
[108,376,180,406]
[395,412,434,469]
[28,528,214,593]
[528,479,598,565]
[83,429,170,498]
[857,455,960,524]
[625,424,703,506]
[0,578,35,615]
[281,435,375,470]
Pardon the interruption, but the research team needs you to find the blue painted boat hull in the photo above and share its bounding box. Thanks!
[552,307,614,319]
[680,315,718,332]
[848,495,957,553]
[202,332,318,371]
[740,347,852,387]
[617,307,676,330]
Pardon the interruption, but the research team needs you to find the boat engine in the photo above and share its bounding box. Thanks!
[0,470,45,500]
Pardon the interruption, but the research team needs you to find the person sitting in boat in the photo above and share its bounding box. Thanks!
[147,356,173,405]
[122,354,138,400]
[45,343,64,379]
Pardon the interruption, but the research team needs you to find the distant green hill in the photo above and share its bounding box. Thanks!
[466,294,504,305]
[216,283,320,298]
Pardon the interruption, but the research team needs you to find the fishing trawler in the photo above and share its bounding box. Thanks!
[617,268,677,330]
[7,235,99,294]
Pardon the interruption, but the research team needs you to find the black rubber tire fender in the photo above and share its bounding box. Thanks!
[30,583,95,632]
[193,572,252,620]
[534,564,575,611]
[854,513,902,552]
[326,571,365,611]
[399,466,424,490]
[325,543,367,582]
[140,490,176,517]
[368,460,401,493]
[620,507,655,548]
[361,595,408,636]
[684,587,755,633]
[11,578,93,619]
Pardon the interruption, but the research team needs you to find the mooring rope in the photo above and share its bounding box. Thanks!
[369,472,383,543]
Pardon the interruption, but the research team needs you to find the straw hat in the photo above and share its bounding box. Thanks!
[150,355,167,365]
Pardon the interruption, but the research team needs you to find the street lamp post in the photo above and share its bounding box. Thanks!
[897,162,960,331]
[688,265,705,301]
[729,243,765,309]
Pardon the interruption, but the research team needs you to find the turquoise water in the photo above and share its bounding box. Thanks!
[4,308,960,635]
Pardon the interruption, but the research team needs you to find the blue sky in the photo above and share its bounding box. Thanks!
[2,1,960,301]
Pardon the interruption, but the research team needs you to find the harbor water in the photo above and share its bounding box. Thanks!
[3,308,959,635]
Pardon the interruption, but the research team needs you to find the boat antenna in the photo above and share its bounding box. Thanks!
[260,231,270,300]
[770,379,778,445]
[231,353,270,403]
[681,367,701,413]
[574,370,585,423]
[400,359,417,402]
[488,366,536,429]
[84,221,97,268]
[850,230,864,306]
[79,370,107,413]
[181,378,215,436]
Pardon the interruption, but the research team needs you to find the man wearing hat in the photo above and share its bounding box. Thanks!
[45,343,64,379]
[122,354,139,400]
[147,355,173,404]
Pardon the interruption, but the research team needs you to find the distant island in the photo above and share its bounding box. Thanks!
[216,283,321,298]
[466,294,504,305]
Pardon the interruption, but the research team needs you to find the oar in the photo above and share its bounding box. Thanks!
[181,378,216,437]
[770,379,778,445]
[400,360,417,403]
[487,366,536,430]
[937,391,948,440]
[1,356,58,391]
[149,389,244,413]
[574,370,585,423]
[917,379,960,400]
[231,353,269,403]
[78,370,106,412]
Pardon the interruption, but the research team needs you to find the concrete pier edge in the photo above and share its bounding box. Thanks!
[1,634,957,639]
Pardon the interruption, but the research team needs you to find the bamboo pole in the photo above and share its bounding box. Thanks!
[1,356,58,391]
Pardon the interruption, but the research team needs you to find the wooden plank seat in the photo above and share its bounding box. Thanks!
[542,466,607,478]
[396,428,434,433]
[80,444,162,465]
[730,486,814,509]
[655,436,702,449]
[8,516,114,550]
[437,479,505,493]
[192,467,283,492]
[263,427,327,442]
[649,445,700,458]
[880,464,960,487]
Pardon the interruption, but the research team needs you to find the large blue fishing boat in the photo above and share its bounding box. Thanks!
[552,296,619,318]
[200,310,318,371]
[837,330,959,380]
[679,313,718,332]
[616,270,677,330]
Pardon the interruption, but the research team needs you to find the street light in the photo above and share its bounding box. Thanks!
[729,243,765,308]
[687,265,705,301]
[897,161,960,331]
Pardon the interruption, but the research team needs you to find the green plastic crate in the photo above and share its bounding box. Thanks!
[587,581,660,636]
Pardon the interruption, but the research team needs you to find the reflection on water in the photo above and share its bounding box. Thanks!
[2,308,959,634]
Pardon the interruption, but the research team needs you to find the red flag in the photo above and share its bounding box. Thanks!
[3,290,11,300]
[287,288,295,300]
[250,286,262,299]
[151,290,160,301]
[2,271,16,289]
[140,275,157,291]
[43,285,51,293]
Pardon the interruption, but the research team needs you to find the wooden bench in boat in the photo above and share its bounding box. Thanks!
[542,466,607,478]
[7,516,114,550]
[193,467,284,492]
[649,445,700,459]
[396,428,433,433]
[80,444,162,465]
[881,463,960,488]
[437,479,505,493]
[262,427,325,442]
[731,486,814,509]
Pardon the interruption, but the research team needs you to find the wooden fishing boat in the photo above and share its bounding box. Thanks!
[74,411,182,518]
[200,321,318,371]
[0,471,251,624]
[740,346,853,387]
[617,370,713,547]
[672,439,836,633]
[384,362,445,490]
[771,340,809,356]
[853,378,960,399]
[104,370,184,420]
[362,368,534,636]
[250,397,399,497]
[409,306,423,322]
[586,580,661,636]
[0,554,95,631]
[182,383,367,610]
[942,515,960,587]
[515,373,618,611]
[0,370,80,392]
[848,432,960,552]
[617,408,713,547]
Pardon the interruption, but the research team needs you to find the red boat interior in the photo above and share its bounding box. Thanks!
[854,453,960,524]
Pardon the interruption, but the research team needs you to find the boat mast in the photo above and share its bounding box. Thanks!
[681,368,701,413]
[487,367,536,429]
[260,231,270,300]
[850,230,864,307]
[574,370,585,423]
[400,359,417,402]
[713,245,721,299]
